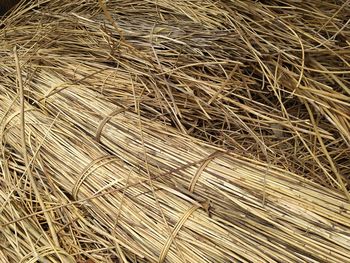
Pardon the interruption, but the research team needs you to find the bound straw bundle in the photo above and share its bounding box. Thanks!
[3,87,286,262]
[2,50,350,262]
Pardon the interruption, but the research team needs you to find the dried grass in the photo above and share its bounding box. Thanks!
[2,0,350,190]
[1,72,350,262]
[1,0,350,262]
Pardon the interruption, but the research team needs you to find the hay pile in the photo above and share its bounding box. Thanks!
[1,0,350,262]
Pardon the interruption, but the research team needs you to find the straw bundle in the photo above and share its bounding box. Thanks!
[2,71,350,262]
[1,50,350,262]
[1,87,249,262]
[1,0,350,262]
[1,0,349,193]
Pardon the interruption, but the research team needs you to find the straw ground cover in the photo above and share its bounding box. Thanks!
[1,0,350,262]
[1,0,349,194]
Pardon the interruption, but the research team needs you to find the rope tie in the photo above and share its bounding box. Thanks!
[158,204,200,263]
[188,151,220,193]
[72,155,122,200]
[95,107,127,142]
